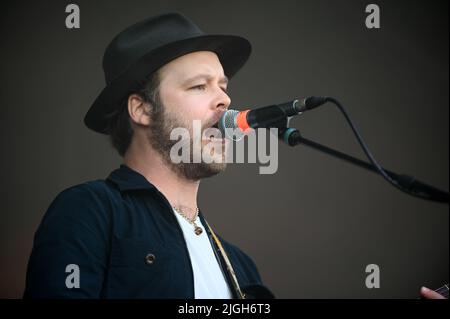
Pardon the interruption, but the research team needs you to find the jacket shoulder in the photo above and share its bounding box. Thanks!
[24,180,115,298]
[40,180,115,225]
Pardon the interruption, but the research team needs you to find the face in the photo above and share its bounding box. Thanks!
[146,51,232,181]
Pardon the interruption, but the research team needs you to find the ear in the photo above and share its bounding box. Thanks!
[127,94,151,126]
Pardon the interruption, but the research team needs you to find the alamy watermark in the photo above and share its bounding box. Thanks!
[365,4,380,29]
[64,4,381,31]
[169,120,279,174]
[65,4,80,29]
[365,263,380,289]
[65,264,80,289]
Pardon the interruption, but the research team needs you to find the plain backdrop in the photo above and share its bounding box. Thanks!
[0,0,448,298]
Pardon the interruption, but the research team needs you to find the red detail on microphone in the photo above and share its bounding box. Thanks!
[236,110,251,132]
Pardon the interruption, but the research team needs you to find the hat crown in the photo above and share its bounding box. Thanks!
[103,13,203,84]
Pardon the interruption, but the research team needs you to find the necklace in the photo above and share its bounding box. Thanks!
[173,206,203,235]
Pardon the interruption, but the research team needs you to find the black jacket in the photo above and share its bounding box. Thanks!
[24,165,273,298]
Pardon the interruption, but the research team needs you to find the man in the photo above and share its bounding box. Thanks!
[24,12,444,300]
[24,12,273,299]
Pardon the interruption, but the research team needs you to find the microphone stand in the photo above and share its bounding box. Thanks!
[280,127,449,204]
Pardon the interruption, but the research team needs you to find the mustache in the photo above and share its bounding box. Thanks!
[203,113,223,130]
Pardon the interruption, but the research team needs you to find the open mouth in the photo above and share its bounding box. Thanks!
[204,121,224,143]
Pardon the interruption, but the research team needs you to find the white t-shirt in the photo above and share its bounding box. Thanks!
[172,208,232,299]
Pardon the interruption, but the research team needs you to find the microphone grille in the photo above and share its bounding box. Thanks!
[219,109,245,141]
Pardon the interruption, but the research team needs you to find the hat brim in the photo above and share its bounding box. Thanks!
[84,35,251,134]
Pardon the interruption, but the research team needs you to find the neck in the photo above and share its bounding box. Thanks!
[124,136,200,219]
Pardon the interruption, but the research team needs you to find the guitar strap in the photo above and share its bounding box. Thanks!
[204,219,246,299]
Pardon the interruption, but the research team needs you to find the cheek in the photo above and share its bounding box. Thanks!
[178,95,210,122]
[161,88,210,126]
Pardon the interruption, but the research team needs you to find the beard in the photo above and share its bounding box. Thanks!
[146,95,227,181]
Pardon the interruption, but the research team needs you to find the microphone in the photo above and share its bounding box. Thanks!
[218,96,327,140]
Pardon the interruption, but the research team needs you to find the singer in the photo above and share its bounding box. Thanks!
[23,13,273,299]
[23,12,444,300]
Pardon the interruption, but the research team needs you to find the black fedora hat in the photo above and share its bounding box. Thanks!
[84,12,251,134]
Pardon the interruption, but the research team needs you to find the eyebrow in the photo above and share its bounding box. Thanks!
[183,74,229,86]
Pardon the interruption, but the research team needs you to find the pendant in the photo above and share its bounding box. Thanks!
[194,225,203,235]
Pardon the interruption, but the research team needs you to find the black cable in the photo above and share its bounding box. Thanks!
[324,97,445,201]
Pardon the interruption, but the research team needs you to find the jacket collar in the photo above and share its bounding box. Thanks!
[107,164,157,192]
[107,164,208,222]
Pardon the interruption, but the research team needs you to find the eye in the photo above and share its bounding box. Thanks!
[191,84,206,90]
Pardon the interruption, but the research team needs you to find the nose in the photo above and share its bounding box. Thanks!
[214,87,231,111]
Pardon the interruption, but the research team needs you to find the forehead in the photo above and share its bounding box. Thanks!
[158,51,226,84]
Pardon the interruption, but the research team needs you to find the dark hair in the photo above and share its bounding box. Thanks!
[106,72,161,157]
